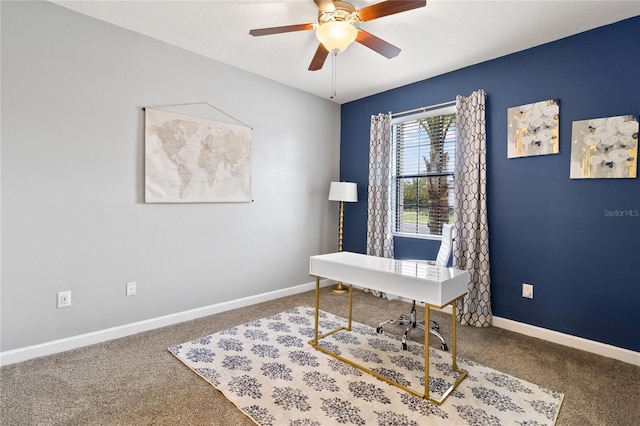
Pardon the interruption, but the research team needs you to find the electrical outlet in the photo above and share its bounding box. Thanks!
[126,282,136,296]
[522,283,534,299]
[57,291,71,308]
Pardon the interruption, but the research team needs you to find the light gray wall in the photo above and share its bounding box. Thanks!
[1,1,340,351]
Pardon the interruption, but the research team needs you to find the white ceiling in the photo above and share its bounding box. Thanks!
[52,0,640,104]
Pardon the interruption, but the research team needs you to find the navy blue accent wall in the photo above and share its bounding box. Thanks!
[340,17,640,352]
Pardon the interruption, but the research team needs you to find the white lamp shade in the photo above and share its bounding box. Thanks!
[315,21,358,53]
[329,181,357,202]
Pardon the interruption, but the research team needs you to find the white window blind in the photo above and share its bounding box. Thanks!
[392,105,456,237]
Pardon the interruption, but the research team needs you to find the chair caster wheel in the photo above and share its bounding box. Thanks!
[402,342,408,351]
[376,326,383,334]
[441,343,448,351]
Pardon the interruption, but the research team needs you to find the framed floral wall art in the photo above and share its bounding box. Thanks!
[570,115,638,179]
[507,99,560,158]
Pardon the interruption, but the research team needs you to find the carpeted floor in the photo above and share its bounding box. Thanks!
[171,306,563,425]
[1,287,639,425]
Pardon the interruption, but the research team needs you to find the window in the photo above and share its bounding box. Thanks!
[391,105,456,238]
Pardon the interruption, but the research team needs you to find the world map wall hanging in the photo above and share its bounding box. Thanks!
[144,108,252,202]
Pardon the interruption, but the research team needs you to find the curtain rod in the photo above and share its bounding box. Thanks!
[388,90,483,118]
[372,90,484,120]
[389,100,456,119]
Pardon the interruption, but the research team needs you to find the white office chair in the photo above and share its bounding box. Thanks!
[376,223,453,351]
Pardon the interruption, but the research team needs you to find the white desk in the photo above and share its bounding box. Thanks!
[309,251,470,404]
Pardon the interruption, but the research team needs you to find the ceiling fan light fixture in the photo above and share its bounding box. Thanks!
[315,21,358,53]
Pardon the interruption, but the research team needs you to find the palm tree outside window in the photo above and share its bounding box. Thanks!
[391,105,456,238]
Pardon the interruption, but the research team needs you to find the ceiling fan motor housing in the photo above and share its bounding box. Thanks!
[318,1,359,25]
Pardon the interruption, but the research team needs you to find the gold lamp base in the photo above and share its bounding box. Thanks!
[328,182,357,296]
[331,282,349,294]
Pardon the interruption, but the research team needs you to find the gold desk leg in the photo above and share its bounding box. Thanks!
[313,276,320,346]
[422,296,468,405]
[427,295,467,405]
[424,305,430,400]
[347,284,353,331]
[310,276,349,347]
[309,282,467,405]
[452,297,458,370]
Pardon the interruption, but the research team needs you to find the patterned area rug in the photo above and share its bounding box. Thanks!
[169,306,563,425]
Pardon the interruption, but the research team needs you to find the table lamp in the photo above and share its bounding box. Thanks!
[328,181,358,293]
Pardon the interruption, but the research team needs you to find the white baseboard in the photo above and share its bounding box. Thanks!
[0,279,333,367]
[402,300,638,366]
[3,283,637,367]
[492,316,640,366]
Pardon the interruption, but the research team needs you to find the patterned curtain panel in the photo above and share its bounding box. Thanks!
[454,90,492,327]
[365,114,394,298]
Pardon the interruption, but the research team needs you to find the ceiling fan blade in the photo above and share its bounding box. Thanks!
[308,44,329,71]
[356,29,401,59]
[314,0,335,12]
[249,23,315,37]
[357,0,426,22]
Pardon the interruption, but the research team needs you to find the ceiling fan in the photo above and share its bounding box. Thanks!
[249,0,427,71]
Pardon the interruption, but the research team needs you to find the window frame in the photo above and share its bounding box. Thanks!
[390,105,457,240]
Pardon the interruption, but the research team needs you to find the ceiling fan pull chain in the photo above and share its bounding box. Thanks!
[331,51,337,99]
